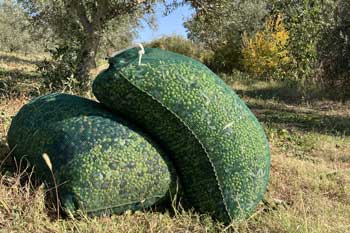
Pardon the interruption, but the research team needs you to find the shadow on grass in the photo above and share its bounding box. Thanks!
[0,54,41,66]
[234,80,350,103]
[0,68,43,98]
[235,85,304,104]
[0,68,41,81]
[0,137,15,174]
[249,102,350,136]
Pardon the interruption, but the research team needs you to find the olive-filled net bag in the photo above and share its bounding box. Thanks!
[93,47,271,223]
[7,93,175,216]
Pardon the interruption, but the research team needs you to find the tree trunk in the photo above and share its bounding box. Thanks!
[75,32,100,92]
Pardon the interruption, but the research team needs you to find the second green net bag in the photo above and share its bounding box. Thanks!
[7,93,175,216]
[93,47,271,223]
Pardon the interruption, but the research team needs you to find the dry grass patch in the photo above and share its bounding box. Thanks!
[0,51,48,73]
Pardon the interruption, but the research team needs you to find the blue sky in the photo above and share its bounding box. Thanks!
[135,3,194,43]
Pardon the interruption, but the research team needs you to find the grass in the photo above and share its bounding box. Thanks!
[0,51,46,98]
[0,52,350,232]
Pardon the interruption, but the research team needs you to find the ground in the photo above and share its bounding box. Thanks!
[0,52,349,232]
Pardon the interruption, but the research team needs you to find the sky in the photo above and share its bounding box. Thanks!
[135,3,194,43]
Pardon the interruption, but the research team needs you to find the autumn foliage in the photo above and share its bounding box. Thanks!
[241,14,290,79]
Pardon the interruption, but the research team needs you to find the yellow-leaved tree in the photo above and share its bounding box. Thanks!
[241,14,291,79]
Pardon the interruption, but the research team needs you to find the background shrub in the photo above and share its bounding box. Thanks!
[241,14,291,80]
[316,0,350,97]
[37,44,80,93]
[146,35,213,63]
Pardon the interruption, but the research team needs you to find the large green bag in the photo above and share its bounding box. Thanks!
[7,93,175,215]
[93,47,271,223]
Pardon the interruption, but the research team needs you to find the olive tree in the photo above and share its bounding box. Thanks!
[317,0,350,94]
[0,0,45,53]
[184,0,269,73]
[19,0,160,91]
[269,0,337,81]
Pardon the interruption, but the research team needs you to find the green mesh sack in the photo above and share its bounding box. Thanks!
[93,47,270,223]
[7,93,175,216]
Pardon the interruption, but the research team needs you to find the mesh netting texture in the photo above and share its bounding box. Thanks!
[7,93,175,215]
[93,48,270,223]
[7,47,270,224]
